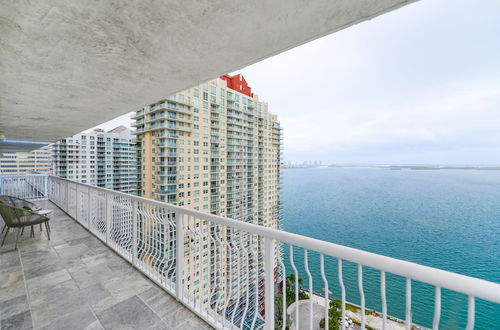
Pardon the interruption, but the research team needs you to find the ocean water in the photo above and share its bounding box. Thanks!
[281,167,500,329]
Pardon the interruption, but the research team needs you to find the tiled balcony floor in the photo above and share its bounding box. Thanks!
[0,201,211,330]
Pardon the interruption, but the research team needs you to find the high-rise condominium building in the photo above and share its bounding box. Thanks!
[52,126,138,194]
[133,74,282,325]
[0,145,53,175]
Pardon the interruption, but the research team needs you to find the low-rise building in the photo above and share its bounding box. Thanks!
[0,145,52,175]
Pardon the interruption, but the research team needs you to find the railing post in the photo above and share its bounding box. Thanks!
[46,176,50,200]
[44,175,48,199]
[86,187,91,229]
[132,200,138,265]
[106,193,112,244]
[55,179,60,204]
[65,180,69,212]
[264,237,275,330]
[76,184,80,222]
[176,213,185,301]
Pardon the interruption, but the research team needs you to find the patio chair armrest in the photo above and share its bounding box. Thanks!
[13,196,40,210]
[0,195,40,210]
[22,208,48,217]
[7,206,43,219]
[19,213,50,225]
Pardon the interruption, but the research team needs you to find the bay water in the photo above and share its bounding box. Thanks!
[281,167,500,329]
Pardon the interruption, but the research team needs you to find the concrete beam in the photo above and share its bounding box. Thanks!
[0,0,417,147]
[0,139,50,153]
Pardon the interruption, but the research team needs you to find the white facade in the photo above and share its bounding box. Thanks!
[52,126,138,194]
[0,145,53,175]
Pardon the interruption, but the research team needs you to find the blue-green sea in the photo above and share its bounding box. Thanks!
[281,167,500,329]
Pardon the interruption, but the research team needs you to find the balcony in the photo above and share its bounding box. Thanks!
[0,174,499,330]
[131,110,145,120]
[149,102,192,115]
[131,119,144,127]
[0,181,210,329]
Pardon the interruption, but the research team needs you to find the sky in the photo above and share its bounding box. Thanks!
[94,0,500,165]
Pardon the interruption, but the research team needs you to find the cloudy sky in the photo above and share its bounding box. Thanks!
[95,0,500,165]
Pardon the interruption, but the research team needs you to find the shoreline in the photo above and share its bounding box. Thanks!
[292,290,430,330]
[282,165,500,171]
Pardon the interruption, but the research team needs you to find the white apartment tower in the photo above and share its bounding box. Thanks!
[52,126,138,195]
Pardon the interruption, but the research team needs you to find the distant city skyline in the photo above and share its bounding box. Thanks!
[91,0,500,165]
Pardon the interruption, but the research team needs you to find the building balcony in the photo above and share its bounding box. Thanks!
[131,119,144,127]
[148,102,192,115]
[0,174,499,330]
[156,141,178,147]
[157,132,179,139]
[147,113,191,124]
[157,151,178,157]
[131,110,145,120]
[0,192,210,329]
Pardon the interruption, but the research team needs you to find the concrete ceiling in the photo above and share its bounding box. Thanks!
[0,140,49,153]
[0,0,417,151]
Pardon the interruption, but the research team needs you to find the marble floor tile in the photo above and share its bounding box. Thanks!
[162,304,198,329]
[0,294,30,320]
[0,250,21,268]
[181,317,213,330]
[0,271,27,304]
[69,263,115,290]
[78,283,113,308]
[0,201,210,330]
[37,305,101,330]
[1,310,33,330]
[96,295,162,330]
[66,235,108,254]
[29,279,82,328]
[20,250,66,281]
[138,286,177,319]
[25,269,72,291]
[53,242,95,260]
[102,271,153,301]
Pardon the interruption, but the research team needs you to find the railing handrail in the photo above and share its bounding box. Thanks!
[0,174,48,200]
[0,173,47,178]
[44,174,500,304]
[2,173,499,329]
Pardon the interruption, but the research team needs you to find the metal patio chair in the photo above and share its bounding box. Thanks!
[0,195,49,235]
[0,200,50,249]
[0,195,42,211]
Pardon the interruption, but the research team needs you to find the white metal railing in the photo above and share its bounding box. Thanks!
[1,174,499,329]
[0,174,48,200]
